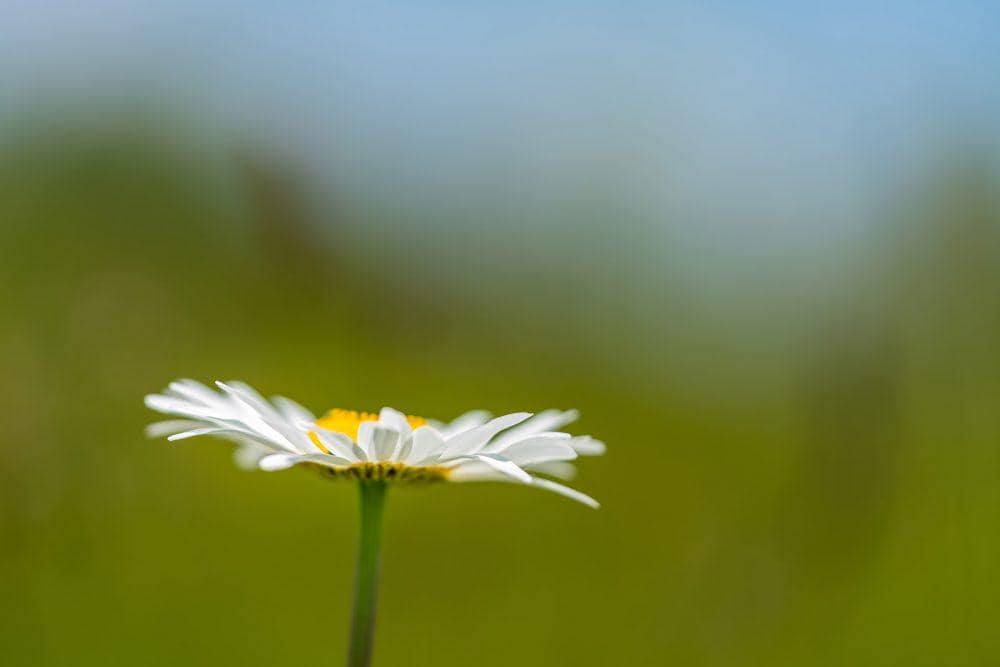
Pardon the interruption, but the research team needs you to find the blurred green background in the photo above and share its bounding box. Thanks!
[2,3,1000,666]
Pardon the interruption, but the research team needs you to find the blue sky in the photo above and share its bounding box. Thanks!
[3,1,998,254]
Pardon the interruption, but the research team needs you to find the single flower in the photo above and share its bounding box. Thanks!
[144,378,605,667]
[145,379,603,507]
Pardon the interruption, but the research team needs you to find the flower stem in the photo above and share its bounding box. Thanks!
[347,480,387,667]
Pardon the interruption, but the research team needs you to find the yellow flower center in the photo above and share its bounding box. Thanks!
[315,408,427,442]
[307,408,443,482]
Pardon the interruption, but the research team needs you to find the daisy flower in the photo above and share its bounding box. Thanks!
[145,379,603,507]
[144,378,604,667]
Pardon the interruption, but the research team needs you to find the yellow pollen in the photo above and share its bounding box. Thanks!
[315,408,426,441]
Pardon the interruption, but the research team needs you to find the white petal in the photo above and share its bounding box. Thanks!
[215,382,310,453]
[433,409,492,437]
[258,452,352,471]
[373,429,401,461]
[144,394,219,420]
[301,452,354,466]
[378,407,412,435]
[500,438,578,466]
[167,427,234,442]
[164,379,220,405]
[353,422,374,459]
[570,436,606,456]
[406,426,447,464]
[447,462,599,507]
[455,454,532,483]
[145,419,202,439]
[232,442,271,470]
[446,459,507,482]
[147,380,326,461]
[487,409,580,450]
[529,477,600,509]
[357,422,400,461]
[486,431,570,454]
[395,436,413,462]
[146,402,287,449]
[258,453,300,471]
[221,380,273,413]
[211,385,292,443]
[310,428,360,461]
[272,396,316,423]
[440,412,532,458]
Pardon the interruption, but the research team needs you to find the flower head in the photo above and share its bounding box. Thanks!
[145,379,604,507]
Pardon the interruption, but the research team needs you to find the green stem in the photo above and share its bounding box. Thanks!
[347,481,387,667]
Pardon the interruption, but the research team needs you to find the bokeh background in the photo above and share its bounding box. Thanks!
[3,2,1000,665]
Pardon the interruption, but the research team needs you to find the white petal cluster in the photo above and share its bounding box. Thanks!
[145,379,604,508]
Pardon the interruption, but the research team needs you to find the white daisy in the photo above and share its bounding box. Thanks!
[145,379,604,508]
